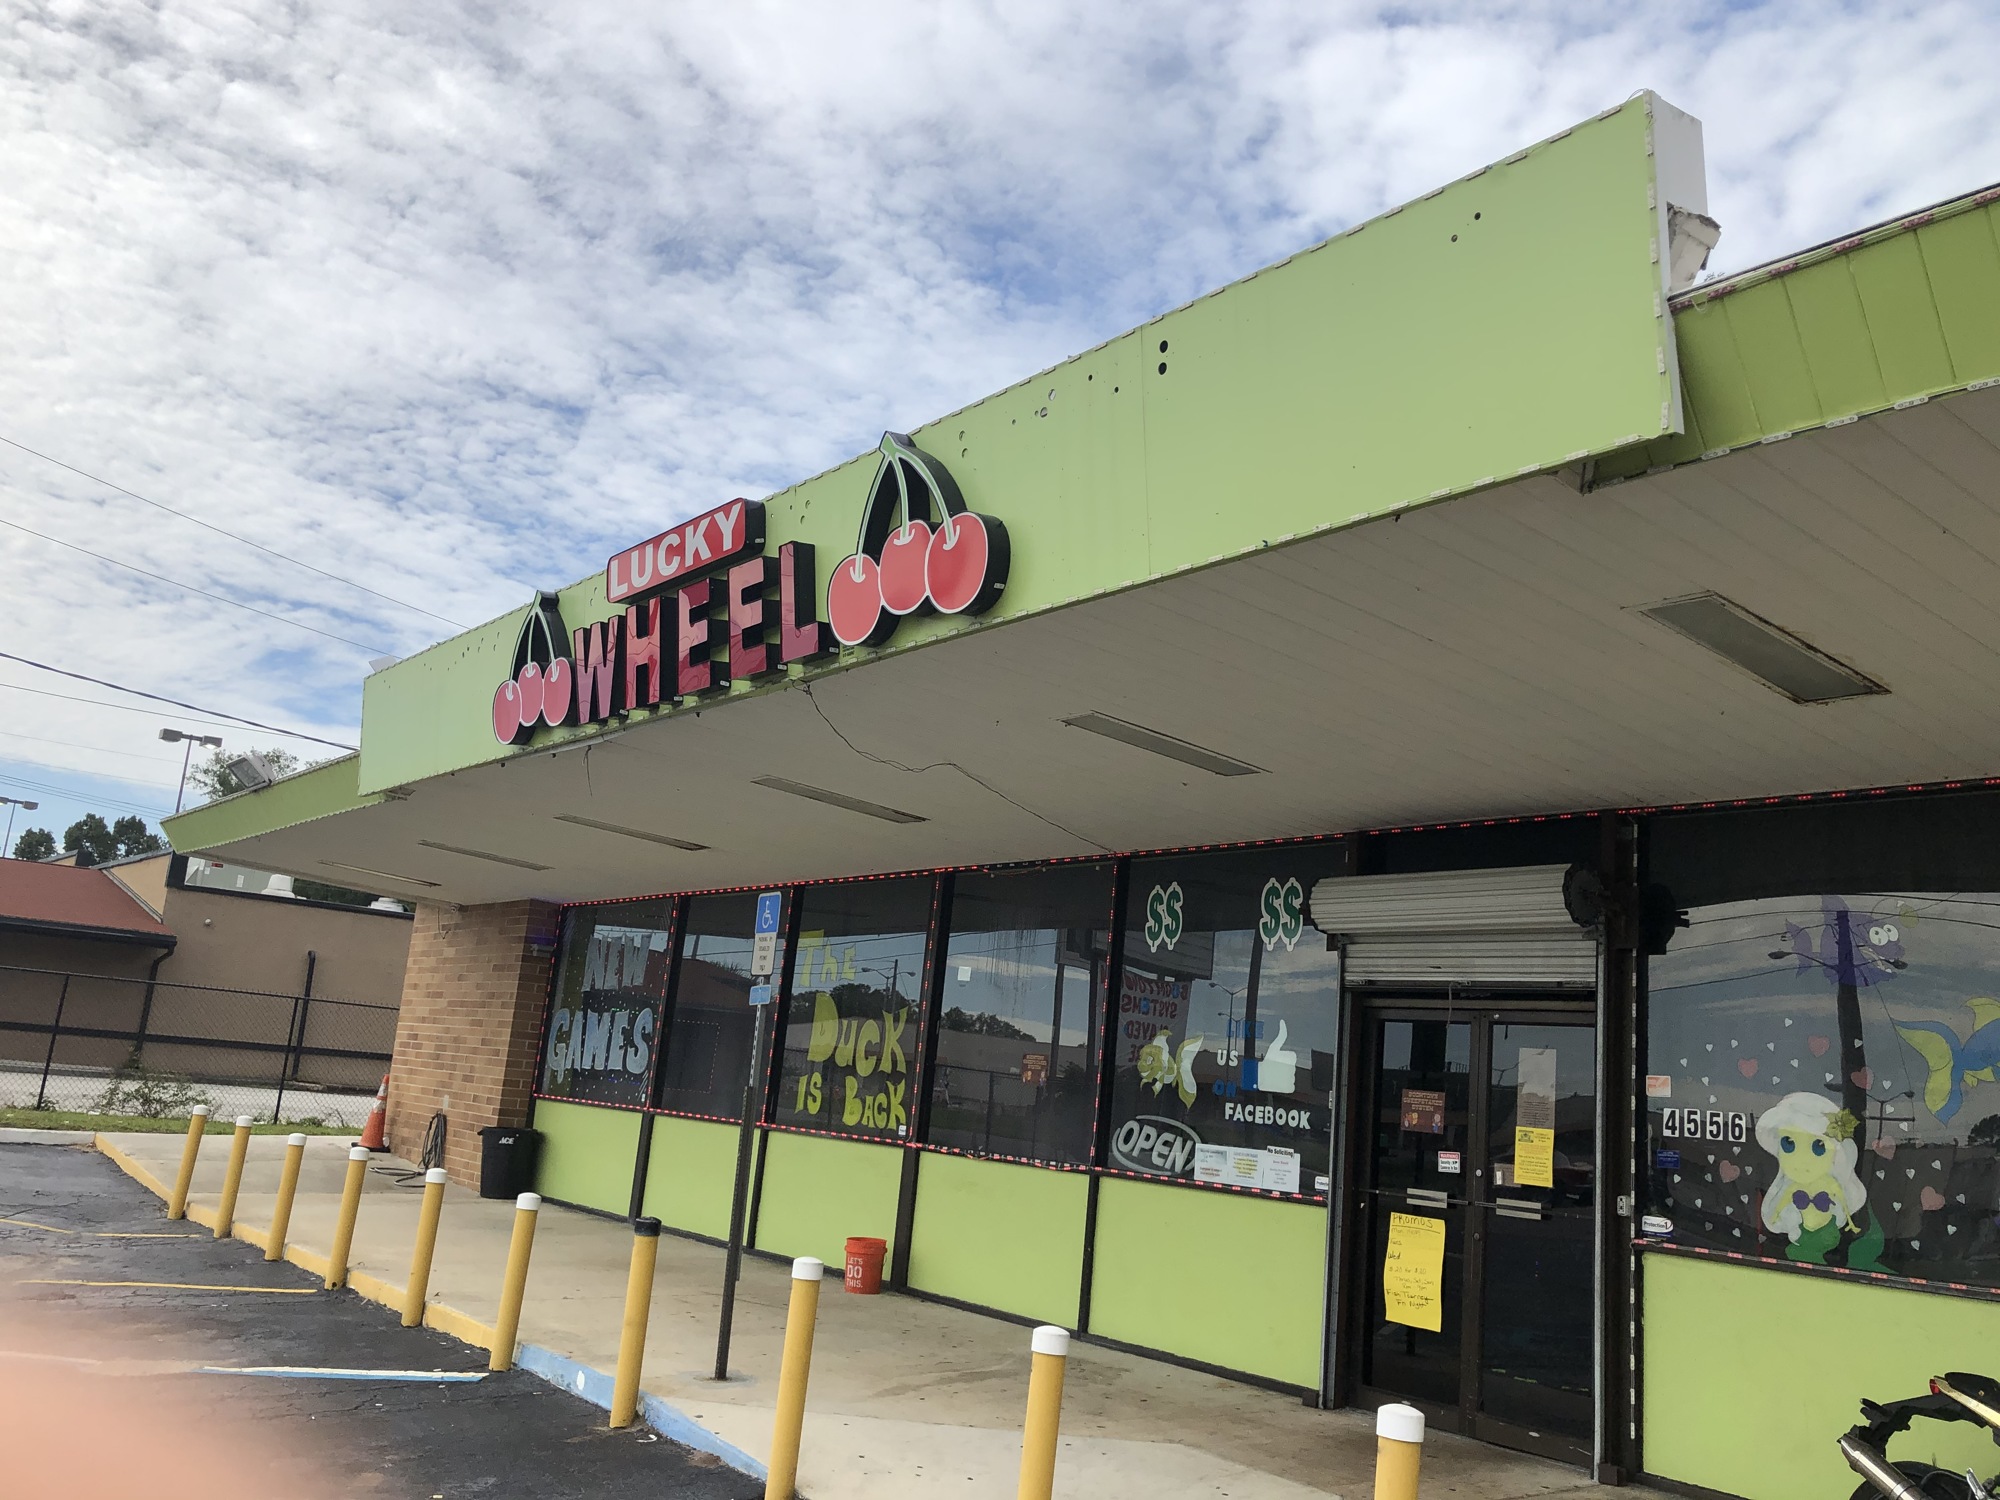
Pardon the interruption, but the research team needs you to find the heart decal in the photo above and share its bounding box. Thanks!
[1808,1036,1831,1056]
[1718,1160,1741,1182]
[1872,1138,1896,1160]
[1737,1058,1760,1079]
[1920,1186,1946,1212]
[1851,1067,1872,1089]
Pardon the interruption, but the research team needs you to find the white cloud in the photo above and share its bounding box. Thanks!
[0,0,1994,843]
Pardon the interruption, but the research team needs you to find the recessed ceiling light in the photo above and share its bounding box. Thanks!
[552,814,708,851]
[752,776,926,825]
[318,859,441,889]
[1061,712,1264,776]
[417,839,553,871]
[1638,592,1886,704]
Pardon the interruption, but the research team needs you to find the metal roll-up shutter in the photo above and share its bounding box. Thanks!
[1310,864,1598,987]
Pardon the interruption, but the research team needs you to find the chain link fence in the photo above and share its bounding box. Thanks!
[0,963,394,1126]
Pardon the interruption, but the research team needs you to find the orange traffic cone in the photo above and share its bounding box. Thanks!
[359,1075,388,1152]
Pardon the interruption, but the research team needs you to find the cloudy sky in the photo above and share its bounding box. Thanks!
[0,1,1993,848]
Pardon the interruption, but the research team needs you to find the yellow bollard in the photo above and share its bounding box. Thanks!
[763,1256,824,1500]
[264,1132,308,1262]
[325,1145,370,1289]
[213,1115,254,1240]
[401,1166,449,1327]
[166,1104,209,1219]
[1375,1402,1425,1500]
[488,1192,542,1372]
[609,1217,661,1428]
[1016,1325,1070,1500]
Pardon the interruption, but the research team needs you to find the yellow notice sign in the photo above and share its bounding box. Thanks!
[1515,1126,1555,1188]
[1382,1212,1446,1332]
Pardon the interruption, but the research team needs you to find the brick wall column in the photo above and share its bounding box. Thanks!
[385,898,559,1187]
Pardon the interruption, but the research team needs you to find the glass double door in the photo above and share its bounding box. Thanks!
[1355,1006,1597,1466]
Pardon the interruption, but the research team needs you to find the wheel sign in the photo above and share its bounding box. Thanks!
[826,431,1010,649]
[751,890,783,979]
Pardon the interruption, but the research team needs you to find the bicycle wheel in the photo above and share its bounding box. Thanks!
[1848,1460,1976,1500]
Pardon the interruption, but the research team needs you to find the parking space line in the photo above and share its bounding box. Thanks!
[18,1279,319,1294]
[1,1215,201,1238]
[192,1366,489,1382]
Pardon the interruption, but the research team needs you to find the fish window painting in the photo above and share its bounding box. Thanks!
[1645,893,2000,1289]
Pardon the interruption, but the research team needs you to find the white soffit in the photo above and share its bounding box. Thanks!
[212,386,2000,906]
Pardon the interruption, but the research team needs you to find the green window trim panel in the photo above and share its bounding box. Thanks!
[639,1115,739,1241]
[532,1099,642,1216]
[751,1130,903,1271]
[1643,1251,2000,1500]
[348,95,1680,797]
[163,753,381,854]
[1088,1177,1324,1388]
[906,1152,1089,1327]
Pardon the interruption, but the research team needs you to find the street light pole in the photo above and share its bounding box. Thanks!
[0,797,38,859]
[159,729,223,814]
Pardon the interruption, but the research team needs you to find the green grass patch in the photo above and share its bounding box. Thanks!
[0,1107,358,1136]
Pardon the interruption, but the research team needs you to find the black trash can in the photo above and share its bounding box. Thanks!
[478,1125,543,1200]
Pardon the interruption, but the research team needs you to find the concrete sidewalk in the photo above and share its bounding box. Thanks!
[94,1130,1599,1500]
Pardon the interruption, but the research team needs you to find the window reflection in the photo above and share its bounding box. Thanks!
[655,892,763,1119]
[927,863,1113,1164]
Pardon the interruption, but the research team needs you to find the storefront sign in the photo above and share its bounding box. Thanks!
[1117,972,1185,1065]
[1661,1107,1749,1142]
[826,431,1010,648]
[791,993,911,1129]
[1019,1052,1049,1085]
[606,498,765,604]
[1111,1115,1199,1176]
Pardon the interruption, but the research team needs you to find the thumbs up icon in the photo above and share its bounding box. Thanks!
[1255,1019,1299,1095]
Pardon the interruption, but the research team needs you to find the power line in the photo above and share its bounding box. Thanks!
[0,773,171,819]
[0,432,468,631]
[0,727,184,765]
[0,499,386,655]
[0,652,357,751]
[0,679,314,743]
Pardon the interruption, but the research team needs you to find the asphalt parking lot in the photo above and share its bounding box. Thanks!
[0,1143,758,1500]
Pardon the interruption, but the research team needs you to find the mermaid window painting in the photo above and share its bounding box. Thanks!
[1646,888,2000,1289]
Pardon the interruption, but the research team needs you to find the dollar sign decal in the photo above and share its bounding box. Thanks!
[1258,878,1285,949]
[1278,876,1305,950]
[1144,882,1184,952]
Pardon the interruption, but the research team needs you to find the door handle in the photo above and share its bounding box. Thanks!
[1490,1197,1545,1221]
[1405,1188,1451,1209]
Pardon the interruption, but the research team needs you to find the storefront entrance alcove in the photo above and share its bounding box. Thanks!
[1349,1001,1598,1467]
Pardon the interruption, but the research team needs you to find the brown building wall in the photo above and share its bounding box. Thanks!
[156,885,412,1005]
[0,932,166,1072]
[387,899,558,1187]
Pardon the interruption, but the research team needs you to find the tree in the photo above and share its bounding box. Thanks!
[12,828,55,861]
[189,745,301,802]
[111,816,165,858]
[63,813,119,867]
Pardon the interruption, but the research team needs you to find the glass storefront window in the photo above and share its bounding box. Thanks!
[773,877,933,1139]
[1107,847,1344,1195]
[540,900,674,1108]
[927,862,1113,1164]
[654,891,768,1119]
[1648,889,2000,1288]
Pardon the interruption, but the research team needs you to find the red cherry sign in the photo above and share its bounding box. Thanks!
[828,432,1009,649]
[493,593,576,745]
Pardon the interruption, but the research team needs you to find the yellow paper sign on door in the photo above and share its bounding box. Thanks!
[1382,1211,1446,1332]
[1515,1125,1555,1188]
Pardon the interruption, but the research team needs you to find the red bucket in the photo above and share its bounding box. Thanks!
[844,1236,887,1295]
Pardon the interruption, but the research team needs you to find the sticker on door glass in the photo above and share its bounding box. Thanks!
[1437,1150,1462,1175]
[1400,1088,1446,1135]
[1514,1047,1559,1188]
[1382,1211,1446,1332]
[1645,1073,1673,1099]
